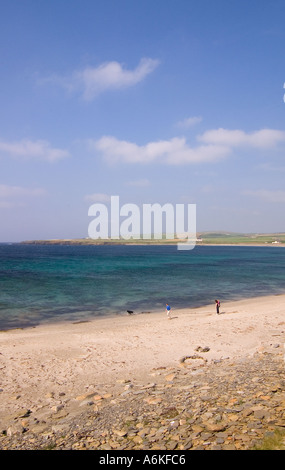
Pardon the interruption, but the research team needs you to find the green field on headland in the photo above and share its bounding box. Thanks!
[196,232,285,245]
[20,232,285,246]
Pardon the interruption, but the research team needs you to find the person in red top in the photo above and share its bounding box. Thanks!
[215,299,220,314]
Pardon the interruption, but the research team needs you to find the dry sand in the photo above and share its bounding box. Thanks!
[0,294,285,423]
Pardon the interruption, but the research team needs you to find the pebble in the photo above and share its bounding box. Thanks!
[1,349,285,450]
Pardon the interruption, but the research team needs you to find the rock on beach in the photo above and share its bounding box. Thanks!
[1,350,285,450]
[1,294,285,450]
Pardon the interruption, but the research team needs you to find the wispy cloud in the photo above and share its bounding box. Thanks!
[0,185,45,198]
[198,128,285,148]
[84,193,111,203]
[176,116,203,128]
[258,162,285,172]
[0,139,70,162]
[0,184,46,209]
[126,178,150,187]
[46,58,160,100]
[243,189,285,203]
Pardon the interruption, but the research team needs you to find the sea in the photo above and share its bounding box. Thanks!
[0,243,285,330]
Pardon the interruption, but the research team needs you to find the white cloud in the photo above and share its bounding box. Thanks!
[176,116,203,128]
[243,189,285,203]
[198,128,285,148]
[0,139,69,162]
[89,126,285,166]
[47,58,160,100]
[92,135,230,165]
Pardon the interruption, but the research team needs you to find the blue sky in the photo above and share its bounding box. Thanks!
[0,0,285,241]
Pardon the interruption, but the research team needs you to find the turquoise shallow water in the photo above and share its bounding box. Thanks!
[0,243,285,330]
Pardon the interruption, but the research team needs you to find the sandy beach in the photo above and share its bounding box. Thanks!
[0,293,284,430]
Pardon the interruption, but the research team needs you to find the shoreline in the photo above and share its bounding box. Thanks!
[0,293,284,431]
[1,290,285,333]
[18,240,285,247]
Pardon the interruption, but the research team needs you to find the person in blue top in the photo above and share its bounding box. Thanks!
[166,303,172,319]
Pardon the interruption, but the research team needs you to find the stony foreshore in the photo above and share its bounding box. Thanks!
[1,347,284,451]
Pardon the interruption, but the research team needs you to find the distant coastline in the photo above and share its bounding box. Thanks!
[19,232,285,246]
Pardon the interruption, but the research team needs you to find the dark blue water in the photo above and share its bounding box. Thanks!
[0,243,285,330]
